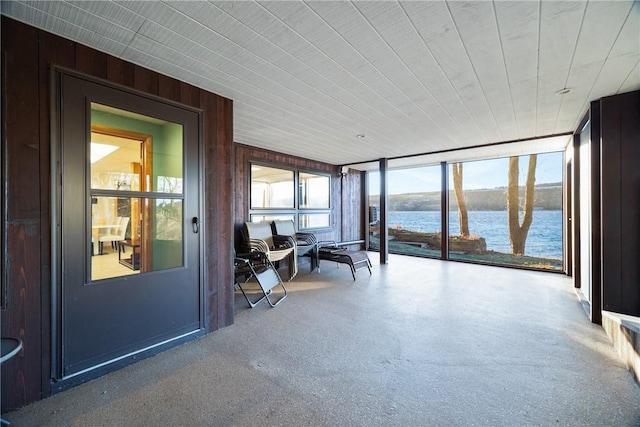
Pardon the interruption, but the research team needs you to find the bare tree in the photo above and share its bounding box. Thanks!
[507,155,537,255]
[452,163,469,236]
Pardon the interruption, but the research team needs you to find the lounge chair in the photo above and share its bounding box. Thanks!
[272,219,319,273]
[234,251,287,308]
[241,221,296,280]
[318,241,372,280]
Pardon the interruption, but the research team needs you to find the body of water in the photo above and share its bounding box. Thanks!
[387,210,563,259]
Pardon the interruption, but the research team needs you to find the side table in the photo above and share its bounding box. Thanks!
[118,240,141,271]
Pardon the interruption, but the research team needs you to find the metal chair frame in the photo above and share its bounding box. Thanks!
[234,251,288,308]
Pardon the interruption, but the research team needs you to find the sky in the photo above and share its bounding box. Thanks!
[369,151,564,195]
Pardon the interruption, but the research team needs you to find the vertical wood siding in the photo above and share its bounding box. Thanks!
[1,17,234,410]
[601,90,640,317]
[2,18,43,409]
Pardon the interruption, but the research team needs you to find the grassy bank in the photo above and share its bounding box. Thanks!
[368,236,563,271]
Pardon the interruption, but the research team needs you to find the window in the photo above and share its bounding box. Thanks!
[367,151,564,271]
[368,165,442,258]
[250,165,294,209]
[299,172,329,208]
[250,164,330,231]
[447,153,563,270]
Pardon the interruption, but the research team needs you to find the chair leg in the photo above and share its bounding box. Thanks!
[235,264,287,308]
[236,281,270,308]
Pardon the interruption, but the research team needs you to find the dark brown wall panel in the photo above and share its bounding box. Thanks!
[589,102,601,324]
[1,17,42,409]
[201,91,219,331]
[134,65,159,96]
[1,17,234,410]
[200,90,234,332]
[74,43,106,79]
[619,101,640,314]
[180,82,201,109]
[106,56,135,87]
[601,90,640,317]
[215,97,234,328]
[157,73,180,103]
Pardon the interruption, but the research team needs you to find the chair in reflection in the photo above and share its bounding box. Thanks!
[272,219,319,273]
[98,217,130,254]
[241,221,296,280]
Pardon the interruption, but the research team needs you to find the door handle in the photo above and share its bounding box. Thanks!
[192,217,199,234]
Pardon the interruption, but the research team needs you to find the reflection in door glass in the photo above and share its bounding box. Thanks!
[91,196,140,281]
[90,196,184,281]
[90,103,185,281]
[90,133,142,191]
[152,198,183,270]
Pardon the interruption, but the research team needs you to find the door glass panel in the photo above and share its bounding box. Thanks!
[90,134,143,191]
[90,103,185,281]
[151,121,183,194]
[91,196,140,281]
[152,198,184,270]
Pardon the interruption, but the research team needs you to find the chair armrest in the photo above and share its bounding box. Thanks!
[318,240,338,248]
[247,238,270,253]
[273,234,295,249]
[236,251,269,263]
[295,232,318,245]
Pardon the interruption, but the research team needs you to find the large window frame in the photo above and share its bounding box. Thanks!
[249,162,331,231]
[367,150,566,272]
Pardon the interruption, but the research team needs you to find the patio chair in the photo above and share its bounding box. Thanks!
[272,219,319,273]
[318,241,372,280]
[241,221,296,280]
[234,251,287,308]
[98,217,129,254]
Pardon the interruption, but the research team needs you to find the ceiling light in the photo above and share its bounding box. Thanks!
[555,88,571,95]
[356,134,365,139]
[90,142,118,163]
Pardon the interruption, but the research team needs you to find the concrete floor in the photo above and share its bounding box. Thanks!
[3,254,640,426]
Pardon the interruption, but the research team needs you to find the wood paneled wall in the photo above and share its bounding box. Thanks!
[1,17,234,410]
[340,169,365,243]
[601,90,640,317]
[234,143,364,247]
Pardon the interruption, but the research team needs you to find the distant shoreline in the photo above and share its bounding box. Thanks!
[370,182,563,211]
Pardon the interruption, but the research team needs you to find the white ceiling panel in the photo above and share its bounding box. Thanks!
[510,77,539,138]
[619,60,640,93]
[554,60,611,132]
[538,1,586,76]
[2,0,638,166]
[2,1,132,55]
[610,1,640,58]
[573,1,636,68]
[495,1,540,84]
